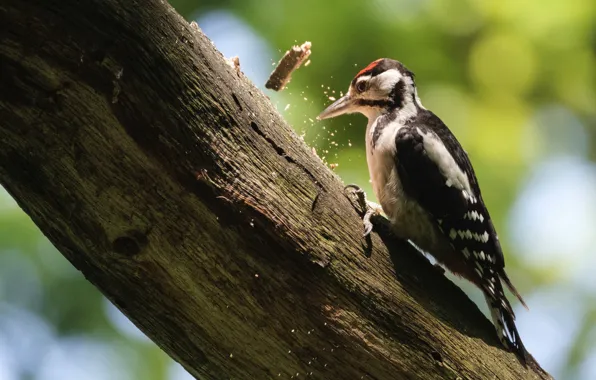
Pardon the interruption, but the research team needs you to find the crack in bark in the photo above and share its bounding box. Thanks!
[249,121,323,189]
[249,120,326,213]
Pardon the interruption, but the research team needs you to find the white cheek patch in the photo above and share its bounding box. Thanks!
[372,69,420,123]
[372,69,402,93]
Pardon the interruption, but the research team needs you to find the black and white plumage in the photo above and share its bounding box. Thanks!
[318,58,528,361]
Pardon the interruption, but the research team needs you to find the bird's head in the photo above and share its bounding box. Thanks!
[317,58,422,121]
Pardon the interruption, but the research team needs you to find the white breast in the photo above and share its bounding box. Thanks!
[365,118,401,219]
[365,118,445,252]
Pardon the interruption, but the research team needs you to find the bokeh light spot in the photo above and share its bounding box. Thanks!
[469,31,537,95]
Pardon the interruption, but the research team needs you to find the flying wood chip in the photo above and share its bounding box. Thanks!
[265,41,311,91]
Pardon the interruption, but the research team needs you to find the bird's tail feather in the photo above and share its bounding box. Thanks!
[500,269,528,310]
[483,279,527,364]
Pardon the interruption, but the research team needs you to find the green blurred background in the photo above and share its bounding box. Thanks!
[1,0,596,379]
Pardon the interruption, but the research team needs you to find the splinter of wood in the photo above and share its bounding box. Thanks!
[265,41,311,91]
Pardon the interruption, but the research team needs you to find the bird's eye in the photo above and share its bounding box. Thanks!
[356,81,367,93]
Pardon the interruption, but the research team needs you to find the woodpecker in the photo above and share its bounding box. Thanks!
[318,58,528,361]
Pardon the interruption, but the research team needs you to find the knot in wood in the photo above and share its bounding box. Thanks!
[112,230,148,257]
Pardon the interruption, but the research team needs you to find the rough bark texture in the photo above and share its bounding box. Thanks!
[0,1,552,379]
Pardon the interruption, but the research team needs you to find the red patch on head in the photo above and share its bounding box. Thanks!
[356,58,383,78]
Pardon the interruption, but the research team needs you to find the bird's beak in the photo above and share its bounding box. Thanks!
[317,95,356,120]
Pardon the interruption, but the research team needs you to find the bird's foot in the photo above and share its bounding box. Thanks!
[344,184,383,237]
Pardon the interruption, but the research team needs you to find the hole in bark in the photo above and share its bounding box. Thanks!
[431,351,442,363]
[250,121,325,192]
[231,93,242,110]
[112,230,148,257]
[250,122,285,157]
[112,236,139,256]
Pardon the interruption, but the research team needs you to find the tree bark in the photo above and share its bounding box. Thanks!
[0,1,552,379]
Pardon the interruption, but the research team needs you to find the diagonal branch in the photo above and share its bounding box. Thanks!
[0,1,551,379]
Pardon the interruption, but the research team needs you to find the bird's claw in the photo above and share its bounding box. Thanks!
[344,184,382,237]
[344,184,367,214]
[362,209,374,237]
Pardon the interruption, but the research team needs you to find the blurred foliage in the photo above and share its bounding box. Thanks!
[1,0,596,379]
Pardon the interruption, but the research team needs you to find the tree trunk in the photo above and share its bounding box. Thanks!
[0,1,552,379]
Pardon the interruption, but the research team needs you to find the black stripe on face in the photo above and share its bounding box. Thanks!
[356,98,393,108]
[356,78,407,110]
[389,80,405,109]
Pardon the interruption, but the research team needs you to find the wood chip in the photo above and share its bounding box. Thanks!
[189,21,200,31]
[265,41,311,91]
[227,56,240,72]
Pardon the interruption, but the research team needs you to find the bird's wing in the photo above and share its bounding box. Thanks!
[395,119,528,357]
[395,117,527,307]
[395,121,505,271]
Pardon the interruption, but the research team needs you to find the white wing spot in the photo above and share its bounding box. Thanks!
[458,230,465,239]
[479,251,486,261]
[465,230,473,239]
[449,229,457,240]
[465,210,482,221]
[487,286,495,295]
[475,268,483,277]
[481,232,489,243]
[462,248,471,259]
[469,211,483,221]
